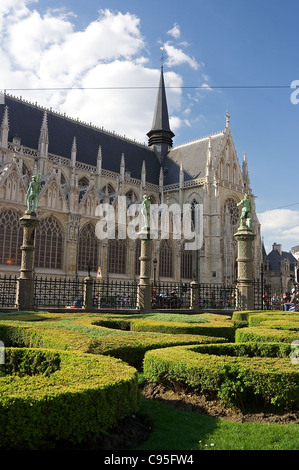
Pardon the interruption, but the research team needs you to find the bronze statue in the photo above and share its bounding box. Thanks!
[237,193,252,230]
[25,175,42,214]
[141,194,151,229]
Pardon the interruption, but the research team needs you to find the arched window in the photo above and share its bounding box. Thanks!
[35,217,63,269]
[108,230,126,274]
[159,239,173,278]
[0,209,23,265]
[78,223,98,272]
[181,243,193,279]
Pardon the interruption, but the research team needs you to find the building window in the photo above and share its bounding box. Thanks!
[181,244,193,279]
[35,217,63,269]
[108,232,126,274]
[159,239,173,278]
[0,209,23,265]
[78,223,98,272]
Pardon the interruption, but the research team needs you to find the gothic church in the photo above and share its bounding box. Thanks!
[0,66,262,284]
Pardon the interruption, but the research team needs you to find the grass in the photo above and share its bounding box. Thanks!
[137,397,298,451]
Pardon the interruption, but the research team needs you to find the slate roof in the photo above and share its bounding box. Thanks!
[163,133,224,185]
[1,95,161,185]
[266,248,297,271]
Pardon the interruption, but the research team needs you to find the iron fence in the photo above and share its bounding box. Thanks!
[253,280,279,310]
[198,284,238,310]
[93,279,138,309]
[151,281,191,309]
[34,277,85,308]
[0,275,17,307]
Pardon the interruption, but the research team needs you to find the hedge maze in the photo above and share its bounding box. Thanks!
[0,310,298,449]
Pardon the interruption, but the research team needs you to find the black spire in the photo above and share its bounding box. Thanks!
[147,66,174,162]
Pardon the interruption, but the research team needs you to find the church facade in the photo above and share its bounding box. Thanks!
[0,67,262,285]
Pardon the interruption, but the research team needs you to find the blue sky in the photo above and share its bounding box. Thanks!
[0,0,298,254]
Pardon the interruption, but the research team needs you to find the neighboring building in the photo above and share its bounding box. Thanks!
[0,66,262,284]
[263,242,298,295]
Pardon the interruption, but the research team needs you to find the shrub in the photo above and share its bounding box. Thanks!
[131,318,236,341]
[143,343,299,410]
[0,348,138,450]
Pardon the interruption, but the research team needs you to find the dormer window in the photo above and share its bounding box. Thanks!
[12,135,21,146]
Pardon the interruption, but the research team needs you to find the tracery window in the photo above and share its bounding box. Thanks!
[78,223,98,272]
[108,231,126,274]
[0,210,23,265]
[35,217,63,269]
[159,239,173,278]
[224,198,239,227]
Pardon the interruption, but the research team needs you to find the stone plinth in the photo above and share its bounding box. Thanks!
[137,227,152,313]
[234,227,255,310]
[15,212,40,310]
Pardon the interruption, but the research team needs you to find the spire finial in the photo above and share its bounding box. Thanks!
[160,46,165,67]
[225,110,230,128]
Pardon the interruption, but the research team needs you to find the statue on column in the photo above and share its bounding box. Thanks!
[141,194,151,229]
[25,175,42,214]
[237,193,252,230]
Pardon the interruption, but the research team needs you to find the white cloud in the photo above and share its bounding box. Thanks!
[167,23,181,39]
[164,43,199,70]
[0,3,187,142]
[258,208,299,252]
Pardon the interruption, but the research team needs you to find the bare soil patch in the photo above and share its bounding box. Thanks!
[142,382,299,424]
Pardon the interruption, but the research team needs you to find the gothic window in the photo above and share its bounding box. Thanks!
[78,223,98,272]
[224,198,239,227]
[108,231,126,274]
[35,217,63,269]
[180,244,193,279]
[159,239,173,278]
[125,190,137,206]
[0,210,23,265]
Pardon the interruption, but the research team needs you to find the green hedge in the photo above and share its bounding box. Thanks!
[143,343,299,410]
[0,320,228,371]
[235,327,299,344]
[130,319,236,341]
[0,348,138,450]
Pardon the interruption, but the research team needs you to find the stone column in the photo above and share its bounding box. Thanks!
[234,228,255,310]
[137,228,152,313]
[83,276,94,310]
[16,213,40,310]
[190,279,200,312]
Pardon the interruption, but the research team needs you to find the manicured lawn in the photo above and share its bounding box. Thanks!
[137,397,298,451]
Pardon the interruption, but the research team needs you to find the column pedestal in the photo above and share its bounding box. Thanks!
[137,228,152,313]
[16,212,40,311]
[234,228,255,310]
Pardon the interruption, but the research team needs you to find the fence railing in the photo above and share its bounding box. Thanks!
[0,275,17,308]
[34,277,85,308]
[198,284,238,310]
[151,281,190,309]
[93,279,138,309]
[0,274,282,312]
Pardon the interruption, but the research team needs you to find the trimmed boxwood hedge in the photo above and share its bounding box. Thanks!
[143,343,299,410]
[0,347,138,450]
[130,318,236,341]
[235,327,299,344]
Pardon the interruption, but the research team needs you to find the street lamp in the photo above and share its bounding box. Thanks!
[153,258,157,287]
